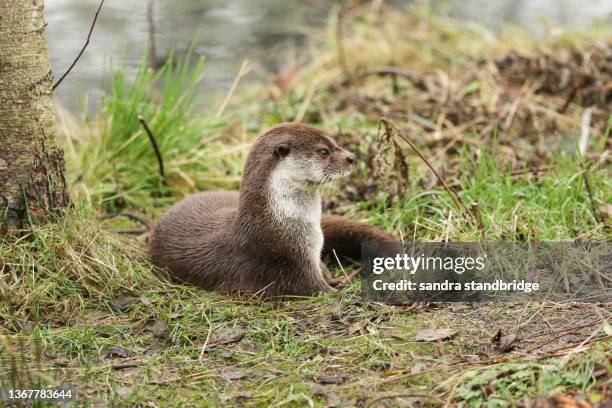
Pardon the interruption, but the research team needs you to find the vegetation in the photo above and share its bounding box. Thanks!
[1,5,610,407]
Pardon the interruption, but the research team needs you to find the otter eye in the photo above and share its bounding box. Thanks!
[317,148,330,157]
[274,144,290,158]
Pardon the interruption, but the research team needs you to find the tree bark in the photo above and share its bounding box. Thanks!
[0,0,69,232]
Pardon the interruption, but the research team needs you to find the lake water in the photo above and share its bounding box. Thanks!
[45,0,612,113]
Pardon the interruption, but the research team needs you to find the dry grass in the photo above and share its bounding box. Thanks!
[1,4,611,407]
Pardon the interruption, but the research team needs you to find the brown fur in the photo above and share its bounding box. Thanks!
[149,123,397,297]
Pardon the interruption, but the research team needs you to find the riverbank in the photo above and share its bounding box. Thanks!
[1,5,610,406]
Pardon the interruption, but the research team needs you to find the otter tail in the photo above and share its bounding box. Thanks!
[321,214,398,260]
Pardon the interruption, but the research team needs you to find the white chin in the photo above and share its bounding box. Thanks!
[333,171,352,180]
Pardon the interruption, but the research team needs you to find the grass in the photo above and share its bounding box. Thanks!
[63,51,238,212]
[1,4,611,407]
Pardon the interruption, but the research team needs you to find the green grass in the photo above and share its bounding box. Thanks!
[358,150,610,241]
[452,352,610,407]
[2,5,611,407]
[65,52,238,212]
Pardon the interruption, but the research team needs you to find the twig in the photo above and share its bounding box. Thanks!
[530,335,611,358]
[216,60,250,118]
[52,0,105,90]
[470,202,485,233]
[331,249,348,280]
[335,9,349,77]
[521,319,606,354]
[364,365,465,390]
[147,0,157,70]
[329,267,361,287]
[380,118,473,223]
[577,108,602,223]
[295,82,318,123]
[340,65,426,88]
[559,329,600,366]
[112,363,140,370]
[520,317,604,342]
[579,108,592,157]
[557,84,580,114]
[198,312,213,364]
[501,82,532,131]
[581,165,602,224]
[138,115,165,179]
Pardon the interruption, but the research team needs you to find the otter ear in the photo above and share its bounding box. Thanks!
[274,144,290,158]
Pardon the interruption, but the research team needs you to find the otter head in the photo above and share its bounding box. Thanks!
[266,123,357,189]
[239,123,356,235]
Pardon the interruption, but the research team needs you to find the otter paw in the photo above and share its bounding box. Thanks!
[319,261,333,282]
[313,278,337,295]
[322,283,337,294]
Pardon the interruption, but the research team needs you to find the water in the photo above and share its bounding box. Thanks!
[45,0,612,113]
[443,0,611,35]
[46,0,324,112]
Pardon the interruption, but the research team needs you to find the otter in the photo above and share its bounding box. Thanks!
[149,123,397,296]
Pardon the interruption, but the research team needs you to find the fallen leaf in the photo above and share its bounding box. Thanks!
[309,382,342,407]
[139,295,153,307]
[110,296,140,311]
[415,328,457,342]
[237,340,261,354]
[385,330,406,340]
[492,328,517,352]
[148,320,168,337]
[220,392,252,402]
[499,334,517,352]
[529,394,593,408]
[113,366,140,378]
[20,321,35,334]
[221,370,250,381]
[576,232,589,243]
[84,310,110,323]
[51,357,71,367]
[114,386,132,397]
[600,203,612,218]
[593,369,607,379]
[347,323,362,335]
[210,326,247,346]
[315,375,345,385]
[107,346,131,358]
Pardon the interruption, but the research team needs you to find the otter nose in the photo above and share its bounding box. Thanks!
[346,153,358,165]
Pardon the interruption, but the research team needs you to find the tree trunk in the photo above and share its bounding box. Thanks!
[0,0,69,232]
